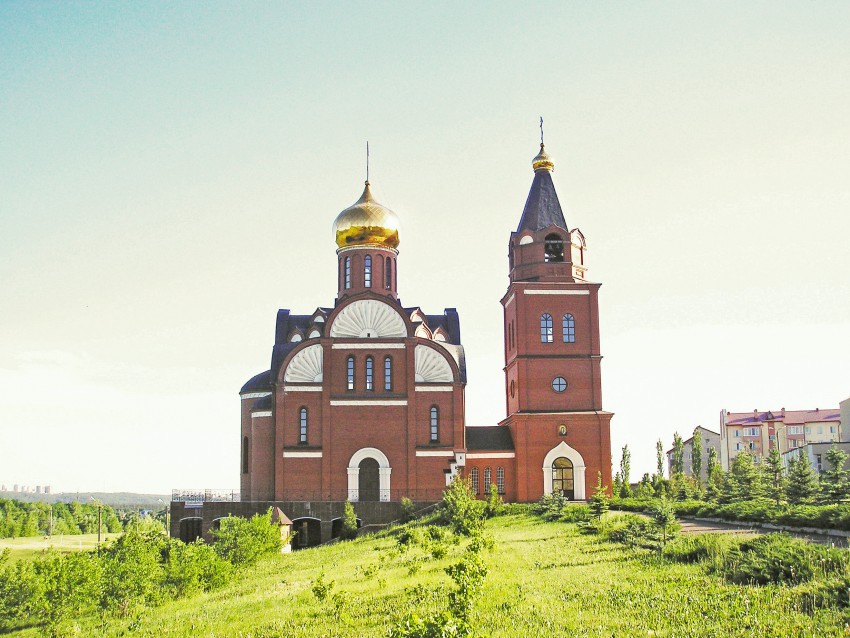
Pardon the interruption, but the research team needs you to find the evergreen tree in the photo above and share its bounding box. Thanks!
[721,452,764,503]
[656,439,665,479]
[619,445,632,497]
[588,472,610,520]
[705,448,723,501]
[763,445,785,505]
[671,432,685,476]
[691,430,703,485]
[339,501,359,540]
[820,445,850,504]
[612,472,623,499]
[635,473,654,499]
[786,454,820,505]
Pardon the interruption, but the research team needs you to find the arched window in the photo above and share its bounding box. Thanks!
[430,406,439,442]
[364,255,372,288]
[347,356,355,391]
[553,457,574,499]
[544,233,564,262]
[484,467,492,493]
[508,244,514,270]
[241,436,249,474]
[540,314,553,343]
[496,467,505,494]
[365,356,374,391]
[384,356,392,391]
[299,407,308,444]
[385,257,393,289]
[470,467,480,494]
[562,314,575,343]
[344,256,351,289]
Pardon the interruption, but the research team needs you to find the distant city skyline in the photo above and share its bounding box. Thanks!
[2,2,849,493]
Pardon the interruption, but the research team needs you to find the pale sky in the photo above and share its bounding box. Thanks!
[1,2,849,494]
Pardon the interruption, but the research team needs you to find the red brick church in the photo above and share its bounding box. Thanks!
[237,141,612,512]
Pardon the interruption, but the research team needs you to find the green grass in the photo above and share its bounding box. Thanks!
[0,533,120,562]
[6,515,848,637]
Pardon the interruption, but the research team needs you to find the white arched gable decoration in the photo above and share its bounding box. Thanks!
[415,324,432,339]
[347,447,391,502]
[414,345,454,382]
[433,327,449,342]
[519,234,533,245]
[283,344,324,382]
[308,328,321,339]
[329,299,407,338]
[542,441,587,500]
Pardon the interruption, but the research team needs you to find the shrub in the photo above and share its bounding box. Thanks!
[484,483,504,518]
[163,538,233,598]
[212,509,282,567]
[651,499,678,547]
[399,497,416,523]
[100,529,167,616]
[311,572,334,601]
[440,477,484,537]
[339,501,359,541]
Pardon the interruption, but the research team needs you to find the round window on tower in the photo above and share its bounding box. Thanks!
[552,377,567,393]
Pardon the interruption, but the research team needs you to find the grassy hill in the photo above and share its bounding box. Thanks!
[8,513,846,637]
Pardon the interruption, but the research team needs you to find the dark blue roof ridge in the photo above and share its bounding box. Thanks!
[516,170,568,234]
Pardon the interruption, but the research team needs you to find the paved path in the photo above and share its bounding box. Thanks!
[678,516,850,546]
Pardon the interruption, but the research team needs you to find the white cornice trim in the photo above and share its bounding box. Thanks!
[416,450,454,457]
[282,451,323,458]
[241,392,272,399]
[331,343,406,349]
[505,293,515,306]
[466,452,516,459]
[415,385,454,392]
[330,399,408,406]
[251,411,272,418]
[283,385,322,392]
[523,290,590,296]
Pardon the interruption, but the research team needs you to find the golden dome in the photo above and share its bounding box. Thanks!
[532,143,554,172]
[333,181,400,250]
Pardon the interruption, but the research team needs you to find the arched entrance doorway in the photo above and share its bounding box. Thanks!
[291,517,321,549]
[358,458,380,501]
[347,447,392,502]
[552,457,574,499]
[542,441,587,500]
[179,517,203,543]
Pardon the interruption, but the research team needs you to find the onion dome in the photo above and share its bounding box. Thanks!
[532,143,554,172]
[333,181,400,250]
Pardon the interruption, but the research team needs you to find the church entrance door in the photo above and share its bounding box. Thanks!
[552,457,575,500]
[358,458,380,501]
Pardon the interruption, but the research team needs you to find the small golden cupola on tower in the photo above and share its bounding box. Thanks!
[332,181,400,250]
[532,143,554,173]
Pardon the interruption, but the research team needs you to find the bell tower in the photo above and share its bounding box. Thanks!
[500,142,612,501]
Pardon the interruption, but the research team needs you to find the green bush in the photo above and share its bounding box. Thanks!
[440,477,485,537]
[339,501,359,541]
[717,533,849,586]
[212,509,283,567]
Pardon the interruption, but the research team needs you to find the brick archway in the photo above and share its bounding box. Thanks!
[347,447,391,502]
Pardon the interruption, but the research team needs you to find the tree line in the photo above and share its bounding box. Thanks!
[0,499,122,538]
[612,434,850,506]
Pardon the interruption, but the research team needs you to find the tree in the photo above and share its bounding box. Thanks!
[820,445,850,504]
[635,473,654,499]
[671,432,685,477]
[612,472,623,499]
[441,476,484,536]
[651,498,677,548]
[721,452,764,503]
[705,448,723,501]
[691,431,703,485]
[763,445,786,505]
[656,439,665,479]
[212,509,283,566]
[588,472,610,520]
[786,454,820,505]
[339,501,359,540]
[619,445,632,498]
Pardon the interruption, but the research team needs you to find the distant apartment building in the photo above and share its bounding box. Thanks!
[783,441,850,474]
[719,407,842,470]
[666,426,721,480]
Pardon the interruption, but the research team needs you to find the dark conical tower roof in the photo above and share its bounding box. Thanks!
[516,144,568,233]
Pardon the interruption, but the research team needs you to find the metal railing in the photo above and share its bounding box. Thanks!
[235,489,446,503]
[171,489,240,503]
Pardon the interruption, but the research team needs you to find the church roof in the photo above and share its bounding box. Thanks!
[466,426,514,451]
[516,169,568,234]
[240,370,272,394]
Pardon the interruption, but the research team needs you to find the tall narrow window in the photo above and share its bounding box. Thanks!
[544,234,564,262]
[364,255,372,288]
[384,356,392,391]
[385,257,392,289]
[347,356,355,391]
[540,314,553,343]
[241,437,249,473]
[344,256,351,289]
[484,467,492,493]
[430,406,439,442]
[470,467,480,494]
[299,408,308,444]
[365,356,374,391]
[562,314,575,343]
[496,467,505,494]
